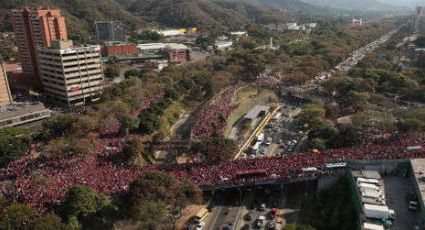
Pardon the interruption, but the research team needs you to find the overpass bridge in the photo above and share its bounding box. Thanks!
[156,135,425,190]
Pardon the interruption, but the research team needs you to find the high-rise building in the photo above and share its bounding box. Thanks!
[0,58,12,106]
[414,6,425,31]
[38,40,104,106]
[94,21,125,42]
[11,7,68,83]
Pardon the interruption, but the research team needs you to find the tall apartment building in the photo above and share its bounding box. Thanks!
[94,21,125,42]
[414,6,425,31]
[38,40,104,106]
[0,58,12,106]
[11,7,68,83]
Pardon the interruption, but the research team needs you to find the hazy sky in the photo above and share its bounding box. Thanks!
[380,0,425,7]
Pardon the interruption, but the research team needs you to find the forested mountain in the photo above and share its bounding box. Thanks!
[114,0,289,30]
[246,0,332,14]
[0,0,402,41]
[0,0,297,39]
[300,0,404,11]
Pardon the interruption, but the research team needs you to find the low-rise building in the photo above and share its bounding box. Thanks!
[101,42,139,57]
[137,43,191,64]
[38,40,104,106]
[165,43,191,63]
[352,19,364,27]
[0,58,12,106]
[0,102,51,127]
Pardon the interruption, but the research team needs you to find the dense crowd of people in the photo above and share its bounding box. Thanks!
[0,132,424,211]
[1,83,425,212]
[160,134,425,187]
[191,83,246,140]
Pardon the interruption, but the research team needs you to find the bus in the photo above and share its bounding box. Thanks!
[302,167,318,173]
[326,162,347,170]
[357,178,380,185]
[235,169,268,179]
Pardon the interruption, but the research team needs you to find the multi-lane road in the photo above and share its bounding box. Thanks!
[311,24,405,84]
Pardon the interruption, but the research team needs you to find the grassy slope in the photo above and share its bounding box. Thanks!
[225,85,278,136]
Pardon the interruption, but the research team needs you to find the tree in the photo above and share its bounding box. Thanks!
[345,91,370,112]
[104,65,120,78]
[133,201,167,230]
[0,202,35,230]
[122,139,144,165]
[44,137,94,159]
[129,171,182,207]
[416,36,425,48]
[352,111,396,136]
[41,115,78,139]
[164,88,180,100]
[59,185,109,220]
[138,111,161,134]
[284,224,315,230]
[191,136,238,163]
[119,115,140,135]
[129,172,202,229]
[32,214,65,230]
[137,30,162,42]
[294,103,326,129]
[0,127,31,167]
[124,69,141,79]
[399,118,425,133]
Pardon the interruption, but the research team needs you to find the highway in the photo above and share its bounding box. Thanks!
[308,24,406,86]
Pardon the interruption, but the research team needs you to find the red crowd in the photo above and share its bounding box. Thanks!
[1,133,424,211]
[1,83,425,212]
[159,134,425,187]
[191,83,246,140]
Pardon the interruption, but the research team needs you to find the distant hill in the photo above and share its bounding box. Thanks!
[300,0,403,11]
[246,0,332,14]
[0,0,292,41]
[114,0,288,31]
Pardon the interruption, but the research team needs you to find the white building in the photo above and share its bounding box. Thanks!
[38,40,104,106]
[215,41,233,50]
[156,29,184,37]
[230,31,248,37]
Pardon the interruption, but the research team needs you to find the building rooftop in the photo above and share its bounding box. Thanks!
[0,102,51,127]
[244,105,270,120]
[410,159,425,208]
[103,41,134,46]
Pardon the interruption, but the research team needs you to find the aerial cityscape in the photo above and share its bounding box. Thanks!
[1,0,425,230]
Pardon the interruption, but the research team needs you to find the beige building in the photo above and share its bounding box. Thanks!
[0,58,12,106]
[38,40,104,106]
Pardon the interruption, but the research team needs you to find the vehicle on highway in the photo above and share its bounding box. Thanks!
[195,221,205,230]
[244,211,253,221]
[223,223,233,230]
[193,208,208,224]
[223,208,230,215]
[241,224,250,230]
[266,220,276,230]
[256,216,266,228]
[265,137,272,146]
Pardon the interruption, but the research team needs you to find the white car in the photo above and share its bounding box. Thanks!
[195,221,205,230]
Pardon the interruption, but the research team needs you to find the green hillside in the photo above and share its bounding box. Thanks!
[0,0,296,40]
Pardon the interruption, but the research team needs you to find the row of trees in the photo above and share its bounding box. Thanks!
[0,171,203,230]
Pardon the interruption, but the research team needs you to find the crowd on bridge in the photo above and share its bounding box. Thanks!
[1,130,425,211]
[159,134,425,187]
